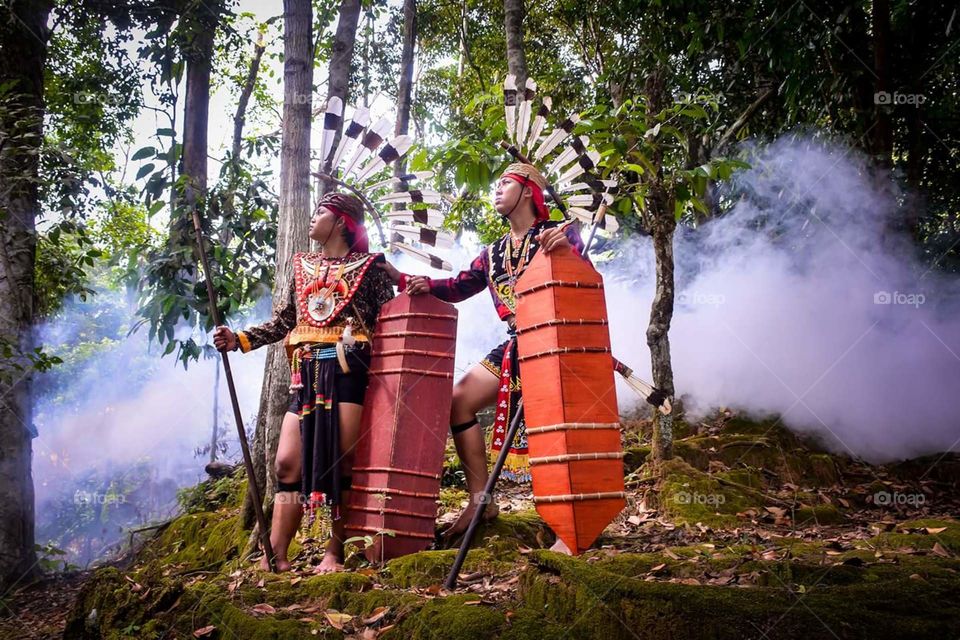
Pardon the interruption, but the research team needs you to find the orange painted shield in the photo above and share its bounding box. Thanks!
[514,248,625,555]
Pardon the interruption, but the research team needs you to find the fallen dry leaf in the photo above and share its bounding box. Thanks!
[324,610,353,630]
[932,542,951,558]
[193,625,216,638]
[362,606,390,625]
[250,603,276,616]
[925,527,948,535]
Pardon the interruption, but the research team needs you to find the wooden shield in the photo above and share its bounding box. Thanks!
[345,293,457,561]
[514,248,625,555]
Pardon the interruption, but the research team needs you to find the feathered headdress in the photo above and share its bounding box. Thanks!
[312,96,454,269]
[500,74,621,243]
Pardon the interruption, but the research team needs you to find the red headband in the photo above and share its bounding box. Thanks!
[502,172,549,222]
[324,205,369,253]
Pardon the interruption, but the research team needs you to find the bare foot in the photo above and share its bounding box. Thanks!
[441,498,500,540]
[259,554,291,572]
[313,551,343,574]
[549,538,573,555]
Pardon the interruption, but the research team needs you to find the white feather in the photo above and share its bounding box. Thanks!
[546,136,589,176]
[533,114,580,162]
[382,209,446,226]
[525,96,552,151]
[390,241,453,271]
[569,206,620,234]
[557,150,601,183]
[560,179,618,193]
[343,117,391,177]
[515,78,537,150]
[378,189,442,204]
[388,222,455,248]
[329,106,370,172]
[319,96,343,165]
[354,135,413,183]
[566,192,614,207]
[366,170,434,192]
[504,74,518,143]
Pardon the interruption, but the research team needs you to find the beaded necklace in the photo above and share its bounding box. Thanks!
[503,228,534,287]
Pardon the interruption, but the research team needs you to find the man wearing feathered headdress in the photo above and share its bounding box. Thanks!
[381,162,586,543]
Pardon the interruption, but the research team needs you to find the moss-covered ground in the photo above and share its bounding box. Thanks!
[10,411,958,639]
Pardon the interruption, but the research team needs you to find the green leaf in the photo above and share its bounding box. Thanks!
[136,163,156,180]
[131,146,155,160]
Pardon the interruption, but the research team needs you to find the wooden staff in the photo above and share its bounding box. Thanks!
[189,207,277,573]
[444,399,525,590]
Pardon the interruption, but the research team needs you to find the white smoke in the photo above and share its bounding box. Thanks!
[32,292,268,563]
[601,135,960,463]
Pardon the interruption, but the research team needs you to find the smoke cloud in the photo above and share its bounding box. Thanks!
[602,136,960,463]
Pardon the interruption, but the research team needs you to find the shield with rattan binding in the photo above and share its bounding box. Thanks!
[514,248,625,555]
[345,293,457,561]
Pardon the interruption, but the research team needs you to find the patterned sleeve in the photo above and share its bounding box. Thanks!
[236,277,297,353]
[369,255,397,319]
[399,248,489,303]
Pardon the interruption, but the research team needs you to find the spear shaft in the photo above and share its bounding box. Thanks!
[189,207,277,573]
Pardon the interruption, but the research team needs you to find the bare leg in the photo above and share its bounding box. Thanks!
[443,364,502,538]
[261,411,302,571]
[316,401,363,573]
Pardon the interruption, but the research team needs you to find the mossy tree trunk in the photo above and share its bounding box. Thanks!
[643,65,676,465]
[0,0,51,591]
[242,0,314,531]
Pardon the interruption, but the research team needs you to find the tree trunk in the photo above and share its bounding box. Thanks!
[871,0,892,165]
[170,0,220,266]
[242,0,314,529]
[321,0,361,175]
[0,0,52,591]
[643,67,676,465]
[394,0,417,176]
[232,32,266,162]
[180,8,217,200]
[503,0,528,90]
